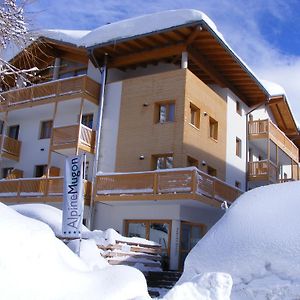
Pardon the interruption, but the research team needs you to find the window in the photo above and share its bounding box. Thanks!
[0,120,3,134]
[187,156,198,167]
[35,165,47,177]
[207,165,217,177]
[8,125,19,140]
[236,101,242,115]
[209,117,218,140]
[235,181,241,189]
[155,102,175,123]
[190,103,200,128]
[81,114,93,129]
[2,167,13,178]
[40,120,53,139]
[152,154,173,170]
[236,137,242,157]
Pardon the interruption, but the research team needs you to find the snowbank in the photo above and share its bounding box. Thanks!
[178,181,300,299]
[164,273,232,300]
[0,203,150,300]
[13,203,157,245]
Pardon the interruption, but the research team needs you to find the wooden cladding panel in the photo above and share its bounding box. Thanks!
[183,70,227,180]
[115,69,187,172]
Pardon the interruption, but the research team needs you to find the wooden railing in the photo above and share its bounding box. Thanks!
[0,177,91,203]
[95,168,242,204]
[249,119,298,162]
[51,124,95,153]
[0,135,22,160]
[248,160,277,183]
[0,75,100,108]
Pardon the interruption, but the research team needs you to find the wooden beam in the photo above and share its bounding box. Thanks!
[268,97,284,105]
[108,43,187,68]
[186,26,202,45]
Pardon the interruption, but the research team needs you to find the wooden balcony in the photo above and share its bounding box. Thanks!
[0,135,22,161]
[0,75,100,111]
[249,119,298,162]
[51,124,95,154]
[95,168,242,207]
[248,160,277,183]
[0,177,91,205]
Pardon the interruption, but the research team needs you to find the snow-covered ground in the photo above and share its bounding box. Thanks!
[0,202,150,300]
[178,181,300,299]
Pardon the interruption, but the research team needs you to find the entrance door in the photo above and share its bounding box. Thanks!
[125,220,171,270]
[179,222,206,270]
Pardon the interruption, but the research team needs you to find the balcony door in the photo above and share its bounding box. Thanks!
[125,219,171,270]
[8,125,19,140]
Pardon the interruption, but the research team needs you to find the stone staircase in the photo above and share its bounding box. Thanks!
[146,271,182,298]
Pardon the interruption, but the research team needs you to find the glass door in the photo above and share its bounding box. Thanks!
[179,222,206,270]
[125,220,171,270]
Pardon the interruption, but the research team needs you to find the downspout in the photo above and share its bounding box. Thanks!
[87,51,108,229]
[245,99,270,191]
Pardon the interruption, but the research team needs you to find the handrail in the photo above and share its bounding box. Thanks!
[0,75,100,107]
[249,119,298,162]
[0,134,22,158]
[95,167,242,203]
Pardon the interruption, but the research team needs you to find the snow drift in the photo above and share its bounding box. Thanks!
[0,203,150,300]
[179,181,300,299]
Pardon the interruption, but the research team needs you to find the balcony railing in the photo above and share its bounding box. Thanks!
[249,119,298,162]
[248,160,277,183]
[0,135,22,161]
[0,177,91,204]
[95,167,242,205]
[51,124,95,153]
[0,75,100,109]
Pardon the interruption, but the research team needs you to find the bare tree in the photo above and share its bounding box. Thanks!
[0,0,38,91]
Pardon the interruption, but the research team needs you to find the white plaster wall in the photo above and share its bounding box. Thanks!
[1,99,98,179]
[87,60,101,82]
[251,106,276,123]
[98,81,122,172]
[225,90,248,191]
[180,205,224,230]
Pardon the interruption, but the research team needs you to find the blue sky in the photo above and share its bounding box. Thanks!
[26,0,300,121]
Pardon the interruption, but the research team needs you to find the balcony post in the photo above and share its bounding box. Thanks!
[46,102,58,178]
[0,110,8,161]
[76,98,84,155]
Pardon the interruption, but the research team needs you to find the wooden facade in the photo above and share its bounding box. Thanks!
[115,69,227,180]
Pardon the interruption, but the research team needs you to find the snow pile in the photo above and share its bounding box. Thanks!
[260,79,286,97]
[164,273,232,300]
[13,203,157,245]
[0,202,150,300]
[178,181,300,299]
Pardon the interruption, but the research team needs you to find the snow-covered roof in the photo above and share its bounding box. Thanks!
[260,79,286,97]
[36,29,90,45]
[81,9,221,48]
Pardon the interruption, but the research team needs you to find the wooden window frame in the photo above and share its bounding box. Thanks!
[152,154,174,170]
[124,219,172,258]
[8,124,20,140]
[207,165,217,177]
[155,101,175,124]
[189,102,200,128]
[187,156,199,167]
[236,137,242,158]
[81,113,94,129]
[39,120,53,140]
[209,117,218,141]
[236,100,242,116]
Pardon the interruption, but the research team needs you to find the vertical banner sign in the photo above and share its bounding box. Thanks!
[62,155,84,238]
